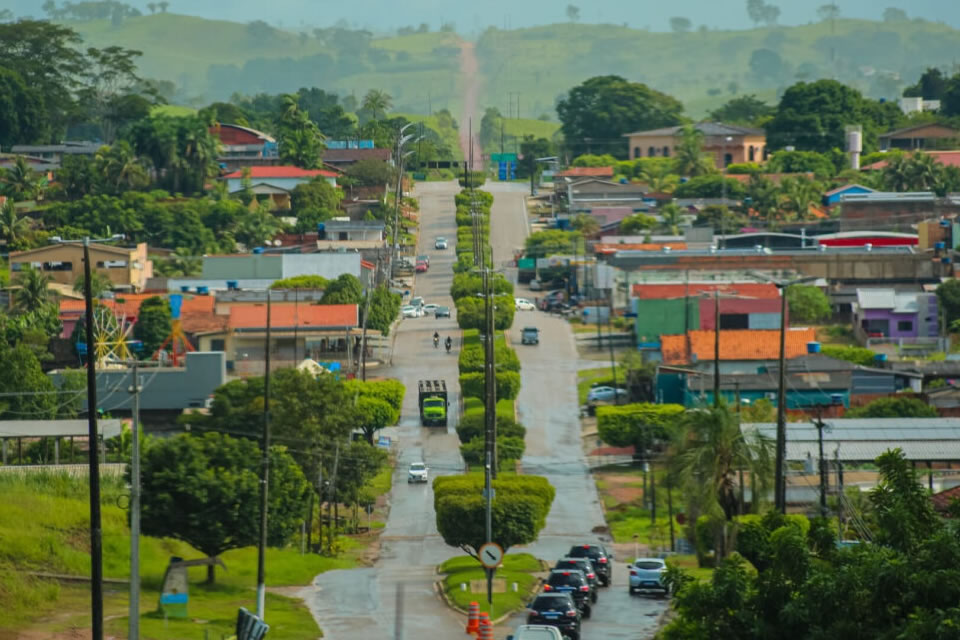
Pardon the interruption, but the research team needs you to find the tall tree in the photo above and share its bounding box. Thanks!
[565,4,580,21]
[360,89,393,122]
[0,67,47,147]
[94,141,149,194]
[276,94,325,169]
[0,200,30,249]
[557,75,684,158]
[2,156,44,201]
[133,295,172,358]
[670,405,773,559]
[76,46,148,143]
[669,17,692,33]
[139,432,309,583]
[14,267,54,313]
[709,95,774,126]
[321,273,364,305]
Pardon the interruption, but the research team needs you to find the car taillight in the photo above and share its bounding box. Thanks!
[579,585,589,592]
[598,557,608,564]
[566,610,577,617]
[543,584,552,591]
[587,573,595,579]
[630,569,637,576]
[562,571,570,576]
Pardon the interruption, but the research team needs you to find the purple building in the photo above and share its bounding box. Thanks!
[854,289,939,339]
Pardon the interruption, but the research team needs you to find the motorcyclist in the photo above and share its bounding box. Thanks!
[433,331,440,348]
[445,336,452,352]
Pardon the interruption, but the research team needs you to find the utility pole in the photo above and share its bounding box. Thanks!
[713,290,720,407]
[666,479,675,552]
[815,406,828,517]
[82,237,104,640]
[360,286,371,380]
[774,286,788,513]
[606,284,620,405]
[128,360,142,640]
[485,246,497,478]
[256,290,272,619]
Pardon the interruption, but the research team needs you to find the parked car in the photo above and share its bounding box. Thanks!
[543,569,591,618]
[566,544,613,586]
[435,236,448,250]
[529,279,542,291]
[411,297,425,308]
[554,558,599,603]
[434,306,451,318]
[586,386,628,403]
[521,327,540,345]
[401,305,423,318]
[415,261,428,273]
[407,462,428,484]
[422,304,439,315]
[515,297,536,311]
[507,625,564,640]
[417,254,430,267]
[629,558,668,596]
[525,593,580,640]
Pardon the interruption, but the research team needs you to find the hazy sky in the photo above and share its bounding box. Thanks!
[3,0,957,31]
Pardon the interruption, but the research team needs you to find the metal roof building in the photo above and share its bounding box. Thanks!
[743,418,960,463]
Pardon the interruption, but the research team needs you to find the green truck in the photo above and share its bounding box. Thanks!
[418,379,449,427]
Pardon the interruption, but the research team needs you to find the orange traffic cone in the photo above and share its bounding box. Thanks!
[478,615,494,640]
[466,601,480,634]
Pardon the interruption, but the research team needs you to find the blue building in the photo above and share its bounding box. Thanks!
[823,183,875,207]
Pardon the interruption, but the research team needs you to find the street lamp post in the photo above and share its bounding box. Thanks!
[720,136,733,248]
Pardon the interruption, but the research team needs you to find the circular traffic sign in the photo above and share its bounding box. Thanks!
[478,542,504,569]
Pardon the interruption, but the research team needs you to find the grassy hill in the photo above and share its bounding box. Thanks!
[475,19,960,119]
[0,471,368,638]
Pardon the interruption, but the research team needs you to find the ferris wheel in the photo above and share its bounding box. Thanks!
[90,305,136,366]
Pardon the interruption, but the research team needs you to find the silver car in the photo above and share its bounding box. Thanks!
[629,558,668,595]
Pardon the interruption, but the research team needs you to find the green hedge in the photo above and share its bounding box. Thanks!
[455,189,493,209]
[458,340,521,374]
[456,412,526,444]
[459,371,521,401]
[596,403,685,451]
[435,474,554,518]
[460,435,526,465]
[456,294,515,331]
[458,172,487,188]
[451,272,513,302]
[463,396,514,419]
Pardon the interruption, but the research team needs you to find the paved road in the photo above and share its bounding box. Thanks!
[489,183,668,639]
[303,181,466,640]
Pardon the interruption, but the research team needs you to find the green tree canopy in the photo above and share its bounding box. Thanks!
[938,278,960,325]
[557,75,684,158]
[139,432,309,583]
[0,342,58,420]
[786,284,831,323]
[132,295,171,358]
[765,79,903,153]
[270,274,329,290]
[0,67,47,146]
[845,396,938,418]
[524,229,581,257]
[709,94,774,126]
[321,273,364,305]
[364,285,402,335]
[345,157,396,187]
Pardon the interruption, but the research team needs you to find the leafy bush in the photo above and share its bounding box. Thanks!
[455,189,493,209]
[459,435,526,466]
[846,396,937,418]
[456,412,526,444]
[450,272,513,301]
[597,403,685,452]
[458,172,488,187]
[786,284,831,323]
[820,345,878,367]
[458,340,521,373]
[456,294,516,331]
[459,371,521,400]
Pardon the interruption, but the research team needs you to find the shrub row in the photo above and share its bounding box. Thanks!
[459,371,521,401]
[458,340,521,374]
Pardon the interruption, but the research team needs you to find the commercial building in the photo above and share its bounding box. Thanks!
[624,122,767,167]
[10,242,153,292]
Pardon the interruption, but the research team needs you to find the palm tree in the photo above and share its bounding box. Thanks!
[659,202,684,234]
[881,153,911,191]
[0,200,31,248]
[361,89,393,121]
[15,267,54,313]
[2,156,43,201]
[672,126,714,177]
[95,141,148,194]
[670,405,773,561]
[638,163,679,193]
[905,151,940,191]
[571,214,599,237]
[238,206,282,248]
[73,272,113,299]
[779,176,820,220]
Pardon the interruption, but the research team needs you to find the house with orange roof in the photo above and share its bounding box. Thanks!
[555,166,615,180]
[193,302,368,376]
[658,327,816,374]
[221,165,339,210]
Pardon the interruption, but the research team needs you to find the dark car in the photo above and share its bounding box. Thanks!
[435,306,451,318]
[521,326,540,345]
[566,543,613,586]
[526,592,581,640]
[543,569,592,618]
[554,557,599,603]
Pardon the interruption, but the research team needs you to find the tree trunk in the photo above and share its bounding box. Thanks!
[206,561,216,585]
[306,491,314,553]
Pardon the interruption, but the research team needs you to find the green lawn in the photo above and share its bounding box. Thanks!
[0,471,368,638]
[577,367,614,405]
[440,553,542,619]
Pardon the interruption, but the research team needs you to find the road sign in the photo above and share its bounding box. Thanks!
[491,153,518,164]
[478,542,504,569]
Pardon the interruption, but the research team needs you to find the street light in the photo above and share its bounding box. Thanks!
[749,272,818,513]
[720,136,733,249]
[391,126,418,265]
[50,233,124,640]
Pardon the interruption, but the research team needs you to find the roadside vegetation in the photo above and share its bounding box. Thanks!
[440,553,543,619]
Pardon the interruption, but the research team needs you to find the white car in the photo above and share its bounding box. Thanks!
[528,279,542,291]
[407,462,428,483]
[587,385,628,403]
[515,297,536,311]
[410,296,425,308]
[506,625,563,640]
[402,304,423,318]
[435,236,448,250]
[629,558,668,596]
[422,303,440,315]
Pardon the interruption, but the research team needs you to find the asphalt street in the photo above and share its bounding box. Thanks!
[304,180,666,640]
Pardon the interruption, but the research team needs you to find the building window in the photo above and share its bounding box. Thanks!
[897,320,913,332]
[749,146,756,162]
[211,339,226,351]
[662,146,670,157]
[763,147,770,161]
[724,153,733,167]
[719,314,749,330]
[634,146,641,159]
[42,261,73,271]
[648,146,656,157]
[338,232,348,241]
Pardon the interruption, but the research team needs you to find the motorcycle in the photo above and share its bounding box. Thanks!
[433,335,440,349]
[445,338,452,353]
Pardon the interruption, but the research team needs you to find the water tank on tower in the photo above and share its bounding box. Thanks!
[845,125,863,170]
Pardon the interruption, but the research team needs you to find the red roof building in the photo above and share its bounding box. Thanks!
[660,327,816,365]
[632,282,780,300]
[228,303,358,330]
[222,166,339,180]
[555,166,615,179]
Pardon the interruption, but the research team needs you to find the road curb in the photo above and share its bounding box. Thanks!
[434,574,543,626]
